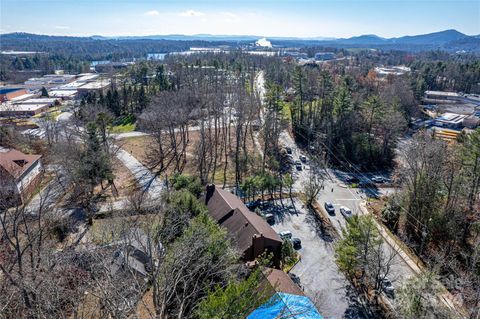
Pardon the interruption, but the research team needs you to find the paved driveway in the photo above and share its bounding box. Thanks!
[269,199,378,319]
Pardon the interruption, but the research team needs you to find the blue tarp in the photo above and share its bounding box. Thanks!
[247,293,324,319]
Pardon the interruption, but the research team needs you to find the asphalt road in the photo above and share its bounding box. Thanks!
[269,199,380,319]
[279,131,414,289]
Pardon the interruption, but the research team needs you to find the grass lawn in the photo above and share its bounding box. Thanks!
[281,101,292,122]
[109,122,136,133]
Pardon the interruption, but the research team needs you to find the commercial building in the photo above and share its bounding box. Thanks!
[0,147,43,207]
[374,66,411,77]
[47,90,78,99]
[24,74,76,89]
[423,91,480,107]
[14,97,60,107]
[204,185,283,264]
[314,52,335,61]
[0,88,28,102]
[433,112,468,129]
[0,102,50,116]
[9,93,38,102]
[77,79,111,97]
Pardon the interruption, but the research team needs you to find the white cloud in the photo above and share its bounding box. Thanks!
[55,25,70,30]
[179,10,205,17]
[144,10,160,17]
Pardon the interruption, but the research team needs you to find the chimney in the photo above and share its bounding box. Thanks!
[205,184,216,205]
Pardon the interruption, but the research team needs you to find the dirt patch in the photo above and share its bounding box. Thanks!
[136,289,156,319]
[119,127,261,185]
[91,157,139,201]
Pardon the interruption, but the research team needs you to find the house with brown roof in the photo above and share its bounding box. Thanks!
[204,185,282,264]
[262,268,304,296]
[0,147,43,207]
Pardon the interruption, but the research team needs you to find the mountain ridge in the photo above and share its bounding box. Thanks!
[1,29,479,52]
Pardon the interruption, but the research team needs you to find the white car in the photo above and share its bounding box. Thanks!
[278,230,292,240]
[339,206,353,218]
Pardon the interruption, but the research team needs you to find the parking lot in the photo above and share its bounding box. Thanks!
[264,198,379,319]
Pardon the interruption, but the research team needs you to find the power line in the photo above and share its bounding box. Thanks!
[292,121,428,230]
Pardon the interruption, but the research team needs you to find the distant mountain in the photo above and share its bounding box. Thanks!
[336,34,387,45]
[1,29,479,53]
[391,29,468,45]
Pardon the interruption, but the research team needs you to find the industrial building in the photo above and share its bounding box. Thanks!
[0,102,50,117]
[0,88,28,102]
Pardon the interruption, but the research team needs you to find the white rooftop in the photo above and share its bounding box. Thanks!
[15,98,59,104]
[78,80,110,90]
[0,103,49,112]
[9,93,36,102]
[76,73,99,82]
[436,112,467,123]
[425,91,460,97]
[48,90,78,97]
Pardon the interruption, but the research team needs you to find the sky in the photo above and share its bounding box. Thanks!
[1,0,479,38]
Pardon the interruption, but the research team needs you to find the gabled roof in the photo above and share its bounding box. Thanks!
[263,268,304,296]
[0,148,41,180]
[204,185,281,254]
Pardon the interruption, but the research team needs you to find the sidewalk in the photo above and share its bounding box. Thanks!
[115,149,164,199]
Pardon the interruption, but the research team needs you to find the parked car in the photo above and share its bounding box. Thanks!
[345,175,359,183]
[289,273,301,285]
[291,237,302,249]
[285,147,292,154]
[324,202,335,215]
[245,200,261,210]
[299,155,307,163]
[279,230,292,240]
[340,206,353,218]
[295,163,303,171]
[371,176,385,183]
[381,278,395,299]
[265,213,275,224]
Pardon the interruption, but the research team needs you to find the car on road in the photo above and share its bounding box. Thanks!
[278,230,292,240]
[299,155,307,163]
[381,278,395,299]
[285,147,292,154]
[324,202,335,215]
[291,237,302,249]
[340,206,353,218]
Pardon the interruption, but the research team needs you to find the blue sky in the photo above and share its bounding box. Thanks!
[1,0,479,38]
